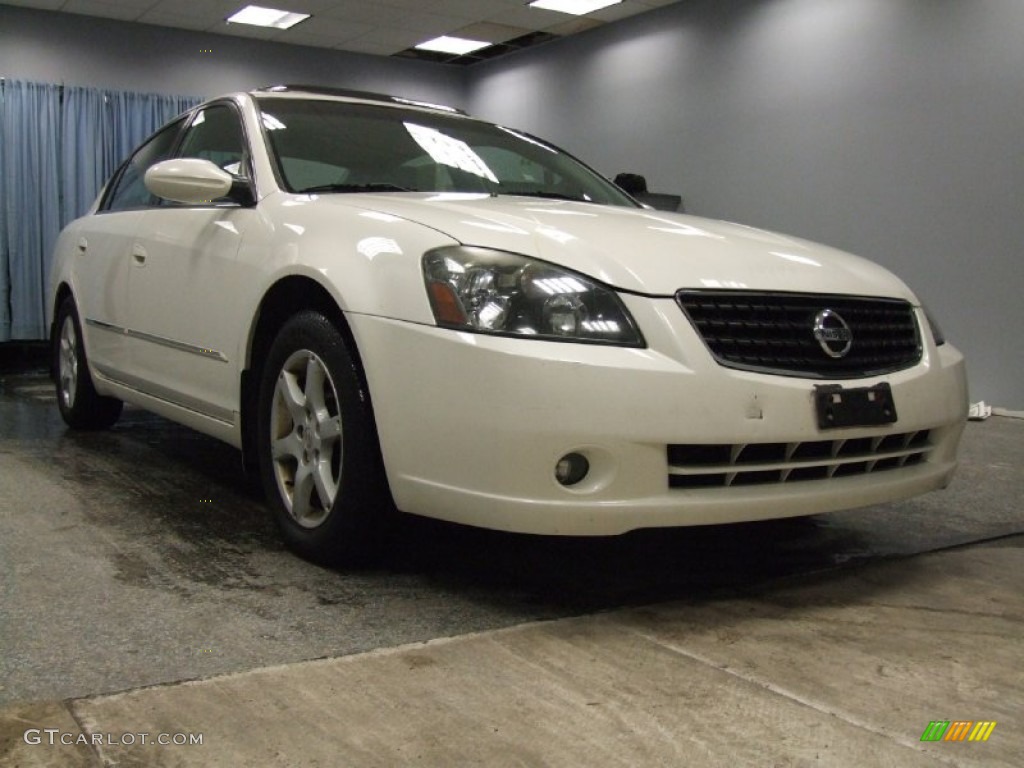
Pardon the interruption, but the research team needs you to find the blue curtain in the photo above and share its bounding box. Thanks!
[61,86,111,231]
[106,91,198,183]
[1,80,61,341]
[0,79,200,341]
[61,87,198,225]
[0,82,6,340]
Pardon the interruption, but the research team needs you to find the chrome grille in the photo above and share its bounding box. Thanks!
[667,430,931,489]
[676,291,921,378]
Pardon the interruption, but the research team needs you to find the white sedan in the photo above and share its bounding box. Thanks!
[48,86,968,565]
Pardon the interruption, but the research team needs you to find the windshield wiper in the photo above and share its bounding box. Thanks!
[296,182,414,194]
[496,190,590,203]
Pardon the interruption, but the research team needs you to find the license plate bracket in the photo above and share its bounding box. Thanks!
[814,383,897,430]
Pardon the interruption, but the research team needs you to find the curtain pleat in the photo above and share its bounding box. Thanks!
[0,83,7,340]
[61,86,109,229]
[1,81,61,341]
[0,79,199,341]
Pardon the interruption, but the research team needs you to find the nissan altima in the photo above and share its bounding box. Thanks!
[48,85,968,565]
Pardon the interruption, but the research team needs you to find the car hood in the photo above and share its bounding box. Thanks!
[325,193,918,301]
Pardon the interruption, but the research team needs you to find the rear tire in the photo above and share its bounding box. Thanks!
[54,297,123,430]
[257,311,390,566]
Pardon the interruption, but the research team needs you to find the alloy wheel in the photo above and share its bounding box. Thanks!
[269,349,344,528]
[58,315,79,409]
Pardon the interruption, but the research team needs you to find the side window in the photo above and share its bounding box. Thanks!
[177,104,247,179]
[103,119,184,212]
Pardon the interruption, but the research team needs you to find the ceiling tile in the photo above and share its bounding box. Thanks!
[481,5,568,32]
[60,0,151,21]
[316,1,426,26]
[3,0,686,64]
[483,4,573,30]
[332,38,402,56]
[381,9,468,34]
[318,3,466,36]
[135,11,218,32]
[216,21,279,40]
[451,22,531,44]
[589,1,655,23]
[256,0,344,12]
[148,0,239,22]
[374,0,507,18]
[0,0,66,10]
[545,17,604,36]
[275,17,374,44]
[344,26,428,51]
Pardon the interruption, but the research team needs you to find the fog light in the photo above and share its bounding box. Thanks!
[555,452,589,486]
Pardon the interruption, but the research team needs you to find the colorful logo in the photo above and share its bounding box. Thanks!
[920,721,997,742]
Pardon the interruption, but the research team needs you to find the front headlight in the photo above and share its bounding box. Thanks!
[422,246,643,346]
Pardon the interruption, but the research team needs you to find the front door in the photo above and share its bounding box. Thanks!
[123,103,256,425]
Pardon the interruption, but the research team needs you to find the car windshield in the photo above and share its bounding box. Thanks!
[255,97,637,207]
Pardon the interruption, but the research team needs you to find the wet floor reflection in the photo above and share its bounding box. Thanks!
[4,372,1017,616]
[2,372,1021,706]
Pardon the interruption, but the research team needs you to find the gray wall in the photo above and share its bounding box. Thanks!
[468,0,1024,408]
[0,5,464,105]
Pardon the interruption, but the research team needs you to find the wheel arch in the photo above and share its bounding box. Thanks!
[50,282,75,380]
[239,274,372,471]
[52,281,74,316]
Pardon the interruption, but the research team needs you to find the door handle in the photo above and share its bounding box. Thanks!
[132,244,147,266]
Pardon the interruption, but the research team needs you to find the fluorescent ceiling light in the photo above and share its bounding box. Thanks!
[415,36,491,55]
[227,5,310,30]
[529,0,623,15]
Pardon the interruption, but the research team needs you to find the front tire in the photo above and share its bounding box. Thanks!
[257,311,389,566]
[54,296,123,430]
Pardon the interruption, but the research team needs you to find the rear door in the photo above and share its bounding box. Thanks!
[73,119,184,381]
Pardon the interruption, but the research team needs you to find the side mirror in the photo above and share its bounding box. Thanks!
[145,158,253,206]
[613,172,648,197]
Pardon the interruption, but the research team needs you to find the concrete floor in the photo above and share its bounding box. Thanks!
[0,370,1021,766]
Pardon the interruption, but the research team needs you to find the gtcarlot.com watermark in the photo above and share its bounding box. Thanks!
[24,728,203,747]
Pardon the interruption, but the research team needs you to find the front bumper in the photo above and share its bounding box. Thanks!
[350,297,968,535]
